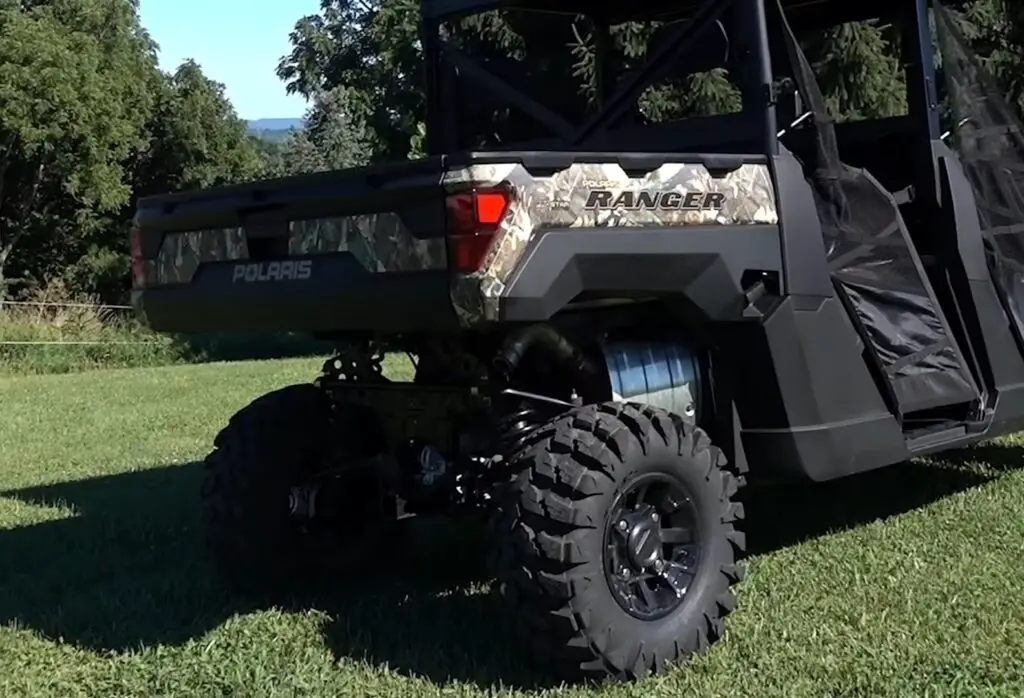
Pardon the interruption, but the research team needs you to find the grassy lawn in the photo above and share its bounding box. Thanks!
[0,357,1022,697]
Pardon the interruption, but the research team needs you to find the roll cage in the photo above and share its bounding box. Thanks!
[418,0,960,198]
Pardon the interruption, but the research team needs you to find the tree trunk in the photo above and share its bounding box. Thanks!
[0,241,9,310]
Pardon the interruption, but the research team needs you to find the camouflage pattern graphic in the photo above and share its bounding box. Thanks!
[149,214,446,285]
[288,214,446,271]
[149,227,247,285]
[444,161,779,324]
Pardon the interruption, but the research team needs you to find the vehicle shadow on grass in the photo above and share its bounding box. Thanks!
[0,463,553,688]
[743,439,1022,555]
[0,439,1019,690]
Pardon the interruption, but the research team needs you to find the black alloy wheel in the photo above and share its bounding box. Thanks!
[604,472,701,621]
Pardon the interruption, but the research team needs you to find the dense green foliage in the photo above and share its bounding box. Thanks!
[276,0,1024,160]
[0,0,265,304]
[1,0,1023,311]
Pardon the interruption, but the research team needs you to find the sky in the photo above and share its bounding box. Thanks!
[138,0,321,121]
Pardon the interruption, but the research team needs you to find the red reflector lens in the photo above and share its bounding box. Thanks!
[445,186,513,273]
[474,191,509,224]
[132,261,145,288]
[446,192,475,233]
[130,226,146,288]
[450,234,495,273]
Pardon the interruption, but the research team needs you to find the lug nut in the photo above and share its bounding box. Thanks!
[651,512,659,522]
[618,520,628,530]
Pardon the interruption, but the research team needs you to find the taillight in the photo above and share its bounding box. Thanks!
[445,185,513,272]
[130,225,146,288]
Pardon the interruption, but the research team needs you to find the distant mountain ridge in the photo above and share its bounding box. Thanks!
[247,118,303,143]
[247,118,303,132]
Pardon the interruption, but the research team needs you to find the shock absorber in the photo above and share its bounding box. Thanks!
[495,404,542,459]
[447,405,542,512]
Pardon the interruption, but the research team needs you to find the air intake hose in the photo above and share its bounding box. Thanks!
[495,324,604,402]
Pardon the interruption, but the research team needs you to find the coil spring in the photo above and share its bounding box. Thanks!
[496,405,542,459]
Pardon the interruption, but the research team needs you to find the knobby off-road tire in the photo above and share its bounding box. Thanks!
[494,402,747,682]
[201,383,385,594]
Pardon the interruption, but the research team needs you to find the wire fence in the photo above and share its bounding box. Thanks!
[0,340,162,345]
[0,299,134,310]
[0,300,336,371]
[0,299,151,345]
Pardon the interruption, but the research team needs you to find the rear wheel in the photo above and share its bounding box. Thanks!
[201,383,392,593]
[494,402,747,681]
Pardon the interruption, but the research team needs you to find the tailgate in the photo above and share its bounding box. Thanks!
[131,157,461,334]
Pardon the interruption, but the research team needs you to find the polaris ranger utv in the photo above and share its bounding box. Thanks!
[130,0,1024,682]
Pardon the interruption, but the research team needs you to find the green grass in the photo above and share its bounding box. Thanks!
[0,281,337,375]
[0,311,187,375]
[0,311,338,376]
[0,358,1022,697]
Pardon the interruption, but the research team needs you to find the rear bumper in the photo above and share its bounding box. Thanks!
[132,256,460,334]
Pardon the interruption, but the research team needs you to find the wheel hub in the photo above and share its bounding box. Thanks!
[604,473,701,621]
[618,505,664,570]
[289,484,318,518]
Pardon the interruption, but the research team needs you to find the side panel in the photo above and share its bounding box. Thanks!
[499,225,781,322]
[935,5,1024,353]
[444,154,779,325]
[773,144,981,417]
[498,228,910,481]
[770,151,835,298]
[726,297,909,481]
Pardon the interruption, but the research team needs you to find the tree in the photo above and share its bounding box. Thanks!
[568,20,741,122]
[804,20,907,122]
[277,0,423,160]
[133,60,263,197]
[0,0,326,303]
[957,0,1024,115]
[276,1,604,158]
[269,87,371,176]
[0,0,155,297]
[252,136,286,173]
[62,59,266,301]
[282,2,919,160]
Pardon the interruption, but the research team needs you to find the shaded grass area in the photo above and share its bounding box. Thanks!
[0,359,1022,696]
